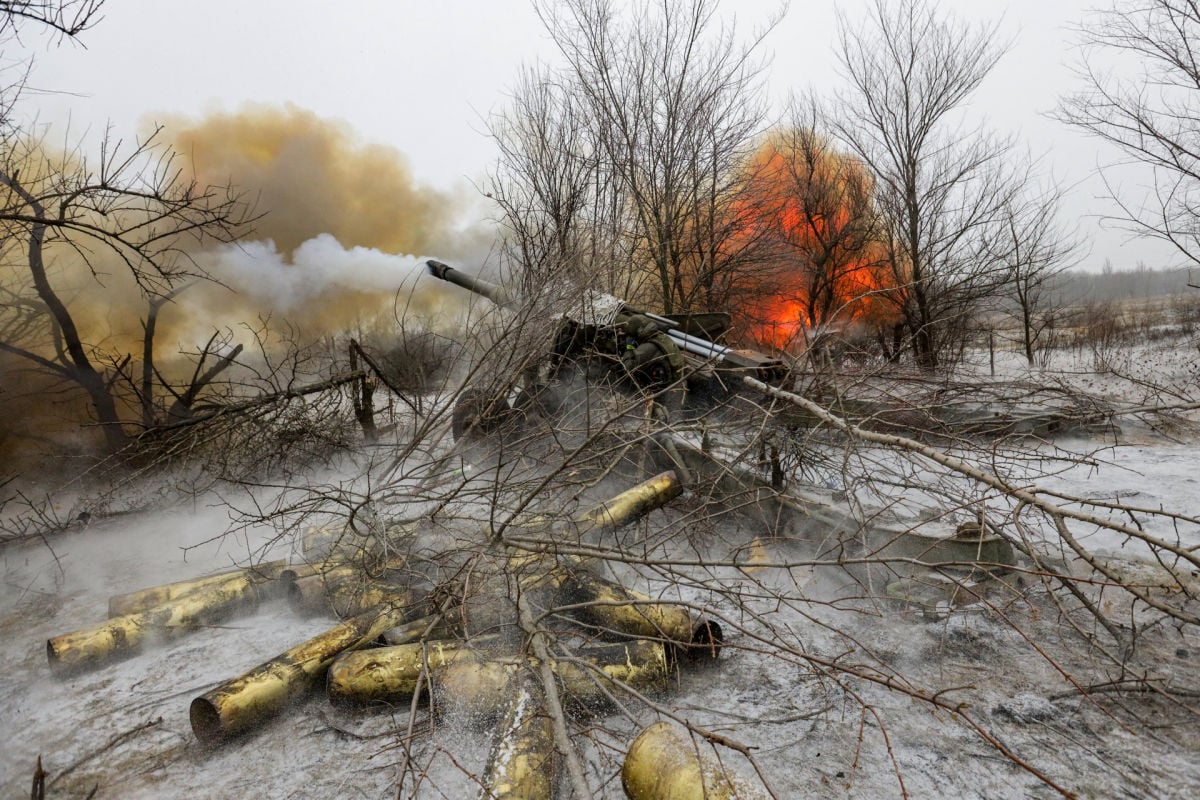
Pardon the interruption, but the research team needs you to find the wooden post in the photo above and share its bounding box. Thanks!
[988,328,995,376]
[348,341,377,441]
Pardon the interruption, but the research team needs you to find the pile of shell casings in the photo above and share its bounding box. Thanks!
[45,470,767,799]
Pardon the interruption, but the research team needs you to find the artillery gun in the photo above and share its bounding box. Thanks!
[426,260,787,438]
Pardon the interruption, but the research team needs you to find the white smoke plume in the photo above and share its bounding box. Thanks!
[196,233,469,332]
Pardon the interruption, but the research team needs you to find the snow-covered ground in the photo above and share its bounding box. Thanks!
[2,335,1199,799]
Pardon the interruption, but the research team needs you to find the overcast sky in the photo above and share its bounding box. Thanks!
[16,0,1179,270]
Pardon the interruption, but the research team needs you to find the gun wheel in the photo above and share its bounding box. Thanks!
[636,361,675,388]
[451,387,513,441]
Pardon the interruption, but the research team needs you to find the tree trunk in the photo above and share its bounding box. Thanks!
[10,183,129,450]
[1022,302,1035,364]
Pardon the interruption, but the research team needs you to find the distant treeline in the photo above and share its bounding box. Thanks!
[1052,266,1198,305]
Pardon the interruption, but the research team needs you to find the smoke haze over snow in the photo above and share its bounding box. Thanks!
[0,103,493,460]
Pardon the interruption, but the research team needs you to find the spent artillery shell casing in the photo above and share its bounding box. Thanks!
[622,721,768,800]
[479,671,557,800]
[106,559,292,618]
[189,603,411,744]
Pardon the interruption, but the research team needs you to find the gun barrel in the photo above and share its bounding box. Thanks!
[427,259,786,382]
[658,319,786,382]
[663,327,732,360]
[425,259,513,307]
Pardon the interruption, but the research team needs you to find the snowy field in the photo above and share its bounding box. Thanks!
[2,334,1199,799]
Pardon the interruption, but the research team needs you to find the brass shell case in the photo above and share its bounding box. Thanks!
[480,673,557,800]
[326,623,461,706]
[106,559,290,618]
[49,577,266,674]
[189,604,406,744]
[567,573,723,659]
[621,721,768,800]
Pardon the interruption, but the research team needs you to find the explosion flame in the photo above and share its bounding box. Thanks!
[735,130,900,350]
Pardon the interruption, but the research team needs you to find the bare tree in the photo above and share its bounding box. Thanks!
[997,183,1080,364]
[9,4,1199,798]
[831,0,1021,370]
[1058,0,1200,268]
[0,126,251,450]
[0,0,259,453]
[487,64,637,299]
[0,0,102,41]
[511,0,775,317]
[16,217,1200,799]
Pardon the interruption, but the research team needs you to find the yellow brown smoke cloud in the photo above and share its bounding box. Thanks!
[161,103,480,338]
[167,103,448,258]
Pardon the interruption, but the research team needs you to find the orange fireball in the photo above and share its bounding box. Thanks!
[734,129,899,350]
